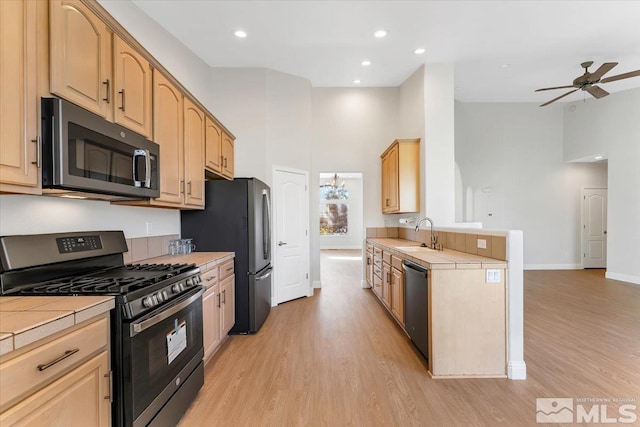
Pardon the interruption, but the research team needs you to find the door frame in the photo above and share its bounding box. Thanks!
[272,166,311,306]
[581,187,608,269]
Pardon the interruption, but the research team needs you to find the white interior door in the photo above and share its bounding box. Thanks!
[582,188,607,268]
[274,168,310,304]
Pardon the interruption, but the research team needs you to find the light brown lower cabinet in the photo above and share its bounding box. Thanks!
[0,351,110,426]
[391,266,404,326]
[382,262,391,308]
[202,259,235,364]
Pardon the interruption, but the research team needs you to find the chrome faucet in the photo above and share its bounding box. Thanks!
[415,216,437,248]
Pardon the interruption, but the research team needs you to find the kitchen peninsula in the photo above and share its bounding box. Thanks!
[366,235,508,378]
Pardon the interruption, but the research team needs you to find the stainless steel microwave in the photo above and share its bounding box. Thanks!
[41,97,160,199]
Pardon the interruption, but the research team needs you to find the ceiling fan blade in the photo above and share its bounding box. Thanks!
[539,88,579,107]
[585,85,609,99]
[589,62,618,81]
[535,85,575,92]
[600,69,640,83]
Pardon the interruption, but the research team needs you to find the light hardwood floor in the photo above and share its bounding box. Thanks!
[179,250,640,426]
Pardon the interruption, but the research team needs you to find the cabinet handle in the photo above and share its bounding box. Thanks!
[104,371,113,402]
[387,272,390,282]
[367,258,371,265]
[226,266,233,272]
[206,276,216,281]
[102,79,110,103]
[31,137,41,168]
[37,348,79,371]
[187,181,192,195]
[223,157,227,168]
[222,289,226,304]
[180,180,185,194]
[220,155,224,167]
[217,292,221,308]
[118,89,126,111]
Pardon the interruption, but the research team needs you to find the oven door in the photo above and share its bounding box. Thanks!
[123,287,204,427]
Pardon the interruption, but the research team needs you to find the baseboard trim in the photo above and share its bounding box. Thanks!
[524,264,582,270]
[312,280,322,289]
[360,279,371,289]
[320,246,363,250]
[605,272,640,286]
[507,360,527,380]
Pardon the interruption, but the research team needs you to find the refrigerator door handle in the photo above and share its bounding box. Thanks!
[256,268,273,281]
[262,189,271,260]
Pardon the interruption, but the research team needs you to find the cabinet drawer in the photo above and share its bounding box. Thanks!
[391,255,403,271]
[382,251,391,265]
[219,260,234,280]
[373,256,382,269]
[373,247,382,257]
[200,267,219,289]
[366,244,373,254]
[0,316,109,409]
[373,274,382,293]
[373,264,382,278]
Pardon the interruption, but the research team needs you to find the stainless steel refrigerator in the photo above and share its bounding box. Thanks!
[181,178,272,334]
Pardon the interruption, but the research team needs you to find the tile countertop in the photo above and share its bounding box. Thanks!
[368,238,507,270]
[137,252,235,270]
[0,296,115,357]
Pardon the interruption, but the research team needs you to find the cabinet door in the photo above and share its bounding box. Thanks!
[365,252,373,286]
[221,131,234,180]
[183,99,205,208]
[113,35,152,137]
[153,71,184,205]
[384,144,399,212]
[50,0,111,118]
[220,274,235,337]
[202,284,221,363]
[0,0,39,191]
[391,267,404,326]
[0,351,110,426]
[205,116,222,174]
[382,263,391,307]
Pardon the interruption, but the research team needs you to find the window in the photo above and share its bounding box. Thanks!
[319,174,349,236]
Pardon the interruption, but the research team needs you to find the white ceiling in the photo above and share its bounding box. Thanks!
[131,0,640,104]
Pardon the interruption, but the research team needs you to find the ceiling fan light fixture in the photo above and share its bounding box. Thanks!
[414,48,426,55]
[234,30,247,38]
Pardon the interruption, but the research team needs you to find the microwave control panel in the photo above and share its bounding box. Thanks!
[56,235,103,254]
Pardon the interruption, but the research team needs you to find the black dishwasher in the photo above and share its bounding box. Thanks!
[403,261,429,359]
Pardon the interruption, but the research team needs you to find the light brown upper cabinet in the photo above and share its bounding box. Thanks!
[205,117,234,181]
[152,71,184,206]
[0,0,40,194]
[184,99,205,208]
[380,138,420,214]
[112,35,152,137]
[221,131,235,179]
[50,0,152,138]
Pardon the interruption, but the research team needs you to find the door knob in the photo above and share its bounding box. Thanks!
[278,241,287,246]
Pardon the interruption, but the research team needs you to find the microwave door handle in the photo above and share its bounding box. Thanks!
[133,149,151,188]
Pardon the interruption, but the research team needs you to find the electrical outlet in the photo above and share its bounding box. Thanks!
[486,269,501,283]
[145,222,152,235]
[477,238,487,249]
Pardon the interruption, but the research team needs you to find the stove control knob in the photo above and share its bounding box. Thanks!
[156,292,164,302]
[186,278,193,286]
[152,295,158,305]
[162,290,169,300]
[142,296,154,308]
[172,284,181,294]
[180,282,185,292]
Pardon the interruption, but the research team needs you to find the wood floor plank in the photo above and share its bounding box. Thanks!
[179,251,640,426]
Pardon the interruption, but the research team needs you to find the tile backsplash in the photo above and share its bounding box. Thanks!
[366,227,507,261]
[124,234,179,264]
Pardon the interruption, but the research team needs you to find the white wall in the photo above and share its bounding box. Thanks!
[563,88,640,284]
[0,195,179,238]
[455,102,608,269]
[310,88,399,285]
[318,176,363,249]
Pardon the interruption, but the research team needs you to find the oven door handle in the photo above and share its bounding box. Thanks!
[129,287,204,337]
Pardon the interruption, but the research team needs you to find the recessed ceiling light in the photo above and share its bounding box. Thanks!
[414,48,426,55]
[234,30,247,38]
[361,60,371,67]
[374,29,387,38]
[594,155,603,160]
[353,79,361,84]
[500,64,510,69]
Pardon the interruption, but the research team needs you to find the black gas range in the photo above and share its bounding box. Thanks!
[0,231,205,427]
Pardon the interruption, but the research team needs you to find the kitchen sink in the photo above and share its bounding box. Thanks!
[395,246,437,253]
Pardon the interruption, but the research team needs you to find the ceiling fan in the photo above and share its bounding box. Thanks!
[535,61,640,107]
